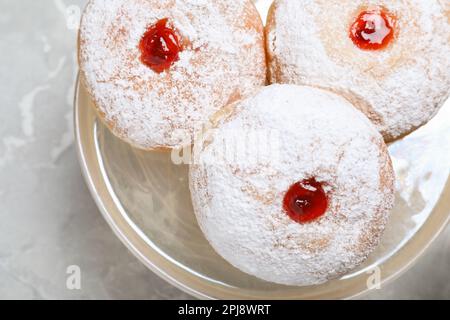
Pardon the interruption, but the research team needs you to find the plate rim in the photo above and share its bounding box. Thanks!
[74,75,450,299]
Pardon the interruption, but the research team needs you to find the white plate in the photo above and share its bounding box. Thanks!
[74,0,450,299]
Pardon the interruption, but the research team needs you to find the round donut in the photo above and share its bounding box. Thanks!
[266,0,450,142]
[78,0,266,150]
[189,84,395,286]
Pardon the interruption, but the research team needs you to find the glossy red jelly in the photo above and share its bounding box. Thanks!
[350,7,396,50]
[139,18,182,73]
[283,179,328,224]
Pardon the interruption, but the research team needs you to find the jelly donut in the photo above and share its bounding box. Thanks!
[78,0,266,150]
[190,85,395,286]
[266,0,450,142]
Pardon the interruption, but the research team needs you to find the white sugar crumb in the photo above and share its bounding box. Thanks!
[267,0,450,142]
[190,85,395,286]
[79,0,266,149]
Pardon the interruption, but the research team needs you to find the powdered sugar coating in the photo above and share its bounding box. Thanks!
[190,85,395,286]
[79,0,266,150]
[266,0,450,142]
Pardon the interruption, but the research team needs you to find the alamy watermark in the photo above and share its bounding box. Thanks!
[171,127,282,167]
[66,265,81,290]
[366,266,382,290]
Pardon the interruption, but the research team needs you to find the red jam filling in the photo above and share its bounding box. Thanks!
[283,179,328,224]
[139,18,182,73]
[349,7,396,51]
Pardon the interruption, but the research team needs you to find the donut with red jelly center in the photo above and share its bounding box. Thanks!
[266,0,450,142]
[190,85,395,286]
[79,0,266,150]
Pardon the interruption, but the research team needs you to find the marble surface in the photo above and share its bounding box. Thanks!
[0,0,449,300]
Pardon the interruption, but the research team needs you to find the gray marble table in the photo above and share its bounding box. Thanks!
[0,0,449,299]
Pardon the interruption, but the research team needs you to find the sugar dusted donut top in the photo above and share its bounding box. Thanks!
[79,0,266,150]
[266,0,450,142]
[190,85,395,286]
